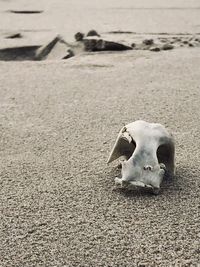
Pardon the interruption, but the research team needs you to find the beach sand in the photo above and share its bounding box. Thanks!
[0,1,200,266]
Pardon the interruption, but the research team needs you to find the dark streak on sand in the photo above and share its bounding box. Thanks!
[8,10,43,14]
[5,33,23,39]
[107,31,200,36]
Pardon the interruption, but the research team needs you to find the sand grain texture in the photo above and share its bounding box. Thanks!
[0,49,200,267]
[0,0,200,267]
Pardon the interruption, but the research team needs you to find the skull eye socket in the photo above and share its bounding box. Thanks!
[157,143,174,169]
[121,138,136,160]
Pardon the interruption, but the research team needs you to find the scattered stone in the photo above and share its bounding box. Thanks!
[149,47,161,52]
[142,39,154,45]
[74,32,84,41]
[160,39,167,43]
[62,49,74,59]
[83,38,132,52]
[35,36,74,60]
[1,32,197,61]
[162,43,174,50]
[6,33,22,39]
[35,36,61,60]
[87,30,100,37]
[174,37,182,42]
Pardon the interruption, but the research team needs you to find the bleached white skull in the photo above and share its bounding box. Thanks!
[107,120,175,194]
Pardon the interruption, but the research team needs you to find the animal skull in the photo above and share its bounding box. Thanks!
[107,120,175,194]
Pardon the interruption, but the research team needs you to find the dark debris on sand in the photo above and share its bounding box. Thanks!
[5,33,23,39]
[8,10,43,14]
[74,32,85,41]
[86,30,101,37]
[162,43,174,50]
[0,46,40,61]
[142,39,154,45]
[82,38,132,52]
[74,30,132,52]
[0,31,200,61]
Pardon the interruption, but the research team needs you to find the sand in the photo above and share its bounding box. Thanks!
[0,1,200,267]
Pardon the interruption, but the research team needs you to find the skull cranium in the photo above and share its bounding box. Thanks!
[107,120,175,194]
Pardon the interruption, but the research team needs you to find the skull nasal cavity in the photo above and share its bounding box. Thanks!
[143,165,153,171]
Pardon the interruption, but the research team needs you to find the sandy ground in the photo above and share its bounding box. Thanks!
[0,1,200,267]
[1,0,200,48]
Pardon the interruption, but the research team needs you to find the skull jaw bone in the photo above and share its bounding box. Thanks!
[115,167,165,194]
[114,159,165,194]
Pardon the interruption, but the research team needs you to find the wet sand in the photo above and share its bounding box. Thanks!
[0,1,200,266]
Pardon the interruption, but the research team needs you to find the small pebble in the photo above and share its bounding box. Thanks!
[149,47,161,52]
[87,30,100,37]
[74,32,84,41]
[62,49,74,60]
[143,39,154,45]
[162,43,174,50]
[159,38,167,43]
